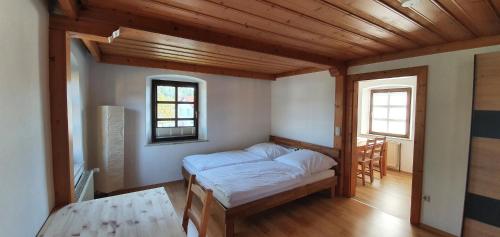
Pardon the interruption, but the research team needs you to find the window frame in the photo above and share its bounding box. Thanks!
[151,80,199,143]
[369,87,412,138]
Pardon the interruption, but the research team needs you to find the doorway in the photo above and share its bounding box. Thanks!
[344,66,428,224]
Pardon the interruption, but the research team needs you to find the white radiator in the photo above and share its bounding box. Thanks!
[386,141,401,171]
[75,169,95,202]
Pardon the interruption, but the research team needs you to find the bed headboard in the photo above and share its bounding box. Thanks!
[269,135,341,175]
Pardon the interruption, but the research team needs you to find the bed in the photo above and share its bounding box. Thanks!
[182,136,341,237]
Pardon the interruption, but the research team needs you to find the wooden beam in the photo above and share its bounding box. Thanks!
[274,68,324,78]
[348,34,500,66]
[329,65,347,196]
[58,0,78,19]
[50,15,120,43]
[59,7,341,67]
[49,29,75,208]
[100,54,276,80]
[81,39,101,62]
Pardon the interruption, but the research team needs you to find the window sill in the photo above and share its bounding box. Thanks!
[146,139,209,146]
[360,134,413,141]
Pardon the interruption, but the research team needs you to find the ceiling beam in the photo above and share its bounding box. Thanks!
[100,54,276,80]
[65,7,341,67]
[50,15,120,43]
[348,34,500,66]
[274,68,324,78]
[81,39,101,62]
[58,0,79,19]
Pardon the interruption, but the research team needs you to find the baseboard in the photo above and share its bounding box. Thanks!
[419,224,457,237]
[107,181,177,196]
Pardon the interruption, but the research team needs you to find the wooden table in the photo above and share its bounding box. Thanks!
[39,188,185,237]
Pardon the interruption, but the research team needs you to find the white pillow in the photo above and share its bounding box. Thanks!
[274,149,337,175]
[245,143,290,159]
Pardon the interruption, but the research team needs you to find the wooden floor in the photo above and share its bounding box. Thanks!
[355,170,413,220]
[164,181,443,237]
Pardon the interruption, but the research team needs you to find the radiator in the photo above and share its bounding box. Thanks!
[386,141,401,171]
[75,169,95,202]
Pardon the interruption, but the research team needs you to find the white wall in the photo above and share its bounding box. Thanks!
[0,0,54,236]
[88,63,271,188]
[349,44,500,236]
[357,77,416,173]
[271,71,335,147]
[69,39,92,181]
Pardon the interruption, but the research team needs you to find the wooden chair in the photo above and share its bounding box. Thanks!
[371,137,387,179]
[182,175,213,237]
[357,139,375,185]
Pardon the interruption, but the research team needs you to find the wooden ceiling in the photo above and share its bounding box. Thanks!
[54,0,500,79]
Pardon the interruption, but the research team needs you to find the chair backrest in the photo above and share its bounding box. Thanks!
[359,139,376,161]
[372,137,386,159]
[182,175,213,237]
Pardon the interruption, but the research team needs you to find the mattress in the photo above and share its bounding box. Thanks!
[197,161,335,208]
[183,150,269,174]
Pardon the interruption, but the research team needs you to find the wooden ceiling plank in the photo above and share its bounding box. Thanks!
[85,0,361,59]
[110,39,299,70]
[99,46,289,74]
[118,29,330,68]
[68,8,344,67]
[58,0,79,19]
[348,34,500,66]
[323,0,445,45]
[133,0,377,56]
[206,0,396,53]
[82,39,101,62]
[264,0,418,49]
[380,0,475,41]
[436,0,500,36]
[100,54,276,80]
[98,44,295,72]
[274,68,325,78]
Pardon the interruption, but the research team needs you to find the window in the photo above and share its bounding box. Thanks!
[152,80,198,142]
[369,88,411,138]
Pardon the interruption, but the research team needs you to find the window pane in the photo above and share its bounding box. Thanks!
[390,92,407,106]
[388,121,406,135]
[178,104,194,118]
[372,107,388,119]
[157,120,175,128]
[157,104,175,119]
[372,119,387,133]
[372,93,388,106]
[178,120,194,127]
[157,86,175,101]
[389,107,407,120]
[178,87,195,102]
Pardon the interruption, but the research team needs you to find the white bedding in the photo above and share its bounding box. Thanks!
[183,150,269,174]
[197,161,335,208]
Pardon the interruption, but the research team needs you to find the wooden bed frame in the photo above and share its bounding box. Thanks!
[181,135,341,237]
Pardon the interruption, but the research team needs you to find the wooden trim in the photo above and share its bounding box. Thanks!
[368,88,412,139]
[274,67,324,78]
[49,29,75,208]
[58,0,78,19]
[100,54,276,80]
[330,65,347,195]
[54,8,342,67]
[348,34,500,66]
[345,66,428,225]
[108,182,171,196]
[81,39,101,62]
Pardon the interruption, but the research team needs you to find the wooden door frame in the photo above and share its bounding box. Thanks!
[344,66,428,224]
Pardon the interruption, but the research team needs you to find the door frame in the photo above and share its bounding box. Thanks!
[344,66,428,224]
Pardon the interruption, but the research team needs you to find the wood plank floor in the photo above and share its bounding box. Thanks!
[355,170,412,220]
[164,181,443,237]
